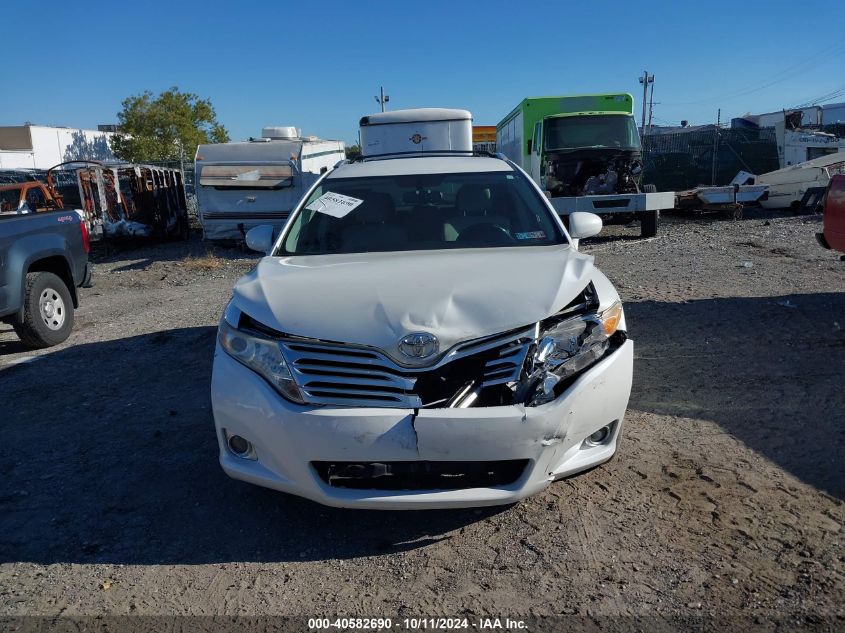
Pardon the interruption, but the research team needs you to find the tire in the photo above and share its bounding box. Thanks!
[641,209,659,238]
[640,184,659,237]
[13,272,75,348]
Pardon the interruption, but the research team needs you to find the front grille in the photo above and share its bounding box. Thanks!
[312,460,529,490]
[279,327,534,408]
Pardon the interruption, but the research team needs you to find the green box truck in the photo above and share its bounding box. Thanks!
[497,93,673,237]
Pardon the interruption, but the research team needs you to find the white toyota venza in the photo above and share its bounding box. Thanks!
[211,149,633,509]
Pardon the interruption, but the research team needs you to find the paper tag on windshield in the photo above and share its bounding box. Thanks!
[306,192,364,218]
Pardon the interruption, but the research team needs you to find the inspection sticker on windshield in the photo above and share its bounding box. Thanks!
[306,192,364,218]
[515,231,546,240]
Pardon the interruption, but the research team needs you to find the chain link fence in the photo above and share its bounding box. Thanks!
[642,127,780,192]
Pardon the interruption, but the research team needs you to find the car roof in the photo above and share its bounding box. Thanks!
[328,156,513,179]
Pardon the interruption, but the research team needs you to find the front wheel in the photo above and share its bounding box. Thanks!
[13,272,75,348]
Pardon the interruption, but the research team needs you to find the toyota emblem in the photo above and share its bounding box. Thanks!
[399,332,439,359]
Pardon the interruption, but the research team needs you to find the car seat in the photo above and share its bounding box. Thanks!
[340,192,407,252]
[445,184,511,241]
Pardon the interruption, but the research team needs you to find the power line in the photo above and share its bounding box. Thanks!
[792,84,845,108]
[662,39,845,106]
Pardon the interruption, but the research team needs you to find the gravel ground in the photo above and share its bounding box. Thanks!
[0,210,843,630]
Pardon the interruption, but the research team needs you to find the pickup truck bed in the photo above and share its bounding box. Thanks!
[0,209,90,347]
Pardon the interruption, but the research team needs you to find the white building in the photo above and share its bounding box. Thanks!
[742,102,845,129]
[822,102,845,125]
[0,124,117,169]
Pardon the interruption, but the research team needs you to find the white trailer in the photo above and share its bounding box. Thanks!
[195,127,345,240]
[756,152,845,210]
[359,109,472,156]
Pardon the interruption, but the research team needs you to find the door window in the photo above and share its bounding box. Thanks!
[26,188,47,211]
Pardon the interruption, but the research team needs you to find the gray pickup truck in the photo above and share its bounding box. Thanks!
[0,209,91,348]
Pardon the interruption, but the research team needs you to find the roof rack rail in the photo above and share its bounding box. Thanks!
[351,149,498,163]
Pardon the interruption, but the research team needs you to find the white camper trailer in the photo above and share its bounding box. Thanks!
[358,109,472,157]
[195,127,345,240]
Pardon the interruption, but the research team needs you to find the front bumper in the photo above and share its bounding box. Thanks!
[210,338,634,509]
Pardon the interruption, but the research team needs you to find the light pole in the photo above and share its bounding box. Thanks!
[375,86,390,112]
[638,71,654,136]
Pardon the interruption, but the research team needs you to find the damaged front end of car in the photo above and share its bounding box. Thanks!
[219,283,626,411]
[514,285,625,408]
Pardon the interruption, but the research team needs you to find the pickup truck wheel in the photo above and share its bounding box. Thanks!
[641,209,659,238]
[13,272,75,348]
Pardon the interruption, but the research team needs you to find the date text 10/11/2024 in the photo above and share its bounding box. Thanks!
[307,617,529,630]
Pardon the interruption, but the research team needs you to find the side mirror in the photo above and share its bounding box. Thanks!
[245,224,275,254]
[568,212,603,240]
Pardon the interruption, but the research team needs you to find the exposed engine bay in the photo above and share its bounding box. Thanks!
[446,283,626,409]
[543,149,643,198]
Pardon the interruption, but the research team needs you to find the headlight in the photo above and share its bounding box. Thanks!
[217,307,304,404]
[527,301,623,405]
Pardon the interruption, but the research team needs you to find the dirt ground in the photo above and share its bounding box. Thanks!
[0,209,843,630]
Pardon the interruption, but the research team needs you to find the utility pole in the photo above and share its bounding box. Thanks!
[638,71,654,137]
[711,108,721,186]
[374,86,390,112]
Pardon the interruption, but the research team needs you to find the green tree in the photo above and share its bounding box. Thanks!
[111,87,229,162]
[344,144,361,159]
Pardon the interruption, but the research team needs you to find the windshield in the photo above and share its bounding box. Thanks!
[278,170,566,255]
[544,115,641,151]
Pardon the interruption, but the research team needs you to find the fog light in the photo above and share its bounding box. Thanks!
[225,431,256,459]
[583,423,613,447]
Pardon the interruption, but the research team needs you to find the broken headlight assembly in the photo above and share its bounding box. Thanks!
[520,301,624,407]
[218,304,305,404]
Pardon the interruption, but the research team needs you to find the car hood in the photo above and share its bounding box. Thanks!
[231,245,594,362]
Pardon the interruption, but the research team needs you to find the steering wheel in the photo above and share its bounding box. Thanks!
[456,223,516,246]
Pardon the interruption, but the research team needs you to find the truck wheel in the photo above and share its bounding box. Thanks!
[641,209,659,238]
[13,272,75,348]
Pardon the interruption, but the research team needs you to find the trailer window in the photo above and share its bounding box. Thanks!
[278,170,566,255]
[199,164,294,189]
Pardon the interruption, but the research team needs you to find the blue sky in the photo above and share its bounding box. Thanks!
[4,0,844,144]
